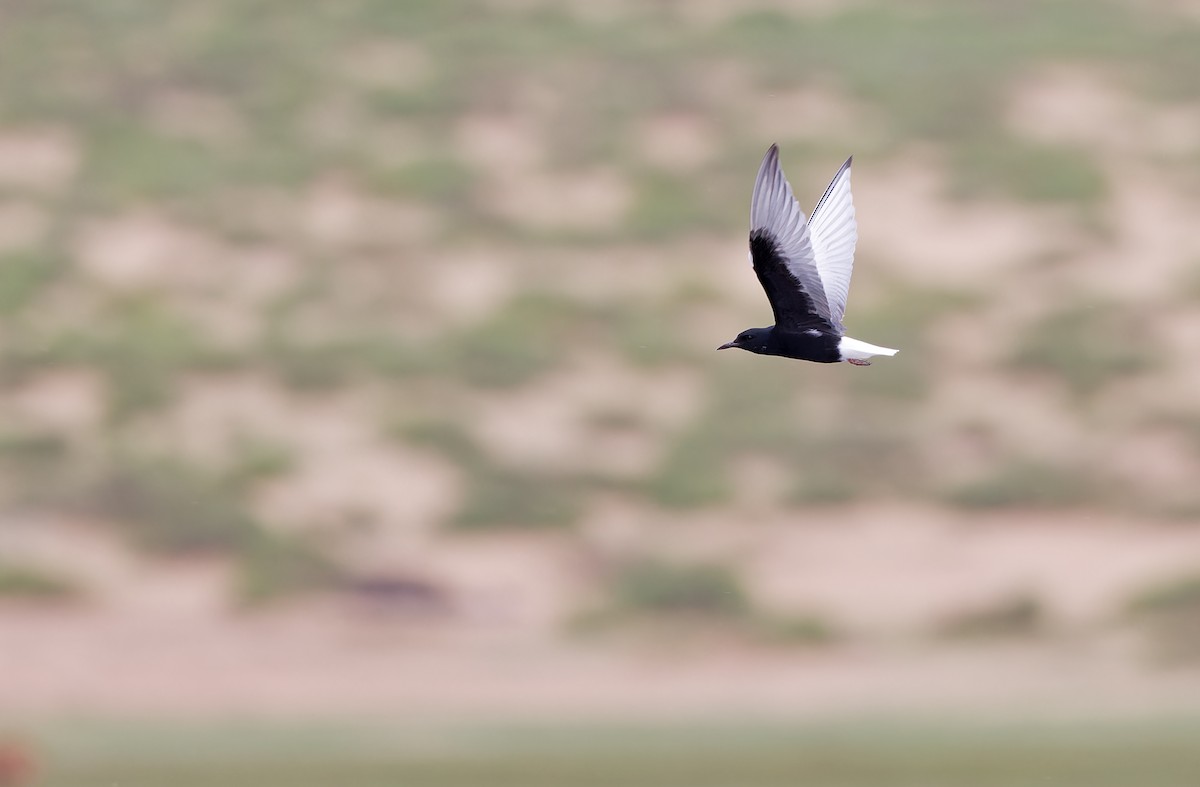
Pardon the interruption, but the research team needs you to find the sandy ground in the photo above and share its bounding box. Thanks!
[3,57,1200,725]
[4,507,1200,721]
[4,602,1200,722]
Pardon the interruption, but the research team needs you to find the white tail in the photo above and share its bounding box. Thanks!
[838,336,899,363]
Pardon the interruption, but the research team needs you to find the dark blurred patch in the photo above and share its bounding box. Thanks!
[935,593,1043,640]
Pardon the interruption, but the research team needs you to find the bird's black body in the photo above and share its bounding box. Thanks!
[718,231,842,362]
[729,325,841,363]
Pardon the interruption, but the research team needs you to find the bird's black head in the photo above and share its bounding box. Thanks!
[717,327,773,354]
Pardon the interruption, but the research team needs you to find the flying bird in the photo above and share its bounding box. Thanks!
[718,144,898,366]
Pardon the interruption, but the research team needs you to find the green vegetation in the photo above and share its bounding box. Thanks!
[438,294,576,388]
[1128,571,1200,617]
[751,612,838,646]
[397,418,583,530]
[845,285,974,401]
[1010,302,1151,399]
[31,719,1200,787]
[454,464,582,530]
[235,532,341,606]
[610,558,749,618]
[72,452,338,602]
[574,556,837,647]
[1126,570,1200,664]
[364,157,476,207]
[83,456,264,555]
[0,562,80,600]
[952,140,1108,208]
[0,250,68,316]
[627,173,711,239]
[87,299,236,420]
[645,428,732,509]
[602,302,692,368]
[946,459,1099,510]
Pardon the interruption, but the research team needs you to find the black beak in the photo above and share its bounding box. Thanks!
[717,341,736,350]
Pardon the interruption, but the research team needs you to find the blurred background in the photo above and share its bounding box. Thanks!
[3,0,1200,784]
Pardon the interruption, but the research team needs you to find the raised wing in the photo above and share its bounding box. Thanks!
[806,156,857,329]
[748,144,835,332]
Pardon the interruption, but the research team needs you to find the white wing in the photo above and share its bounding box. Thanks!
[807,157,857,329]
[749,144,833,326]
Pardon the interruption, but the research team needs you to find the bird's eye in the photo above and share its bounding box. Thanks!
[740,334,752,342]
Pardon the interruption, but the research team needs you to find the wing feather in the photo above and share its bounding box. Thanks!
[807,156,857,329]
[748,144,835,332]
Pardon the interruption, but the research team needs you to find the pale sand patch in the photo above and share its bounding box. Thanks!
[360,120,426,169]
[1138,0,1200,22]
[576,496,658,561]
[635,113,717,172]
[549,242,714,304]
[0,201,50,253]
[585,423,666,482]
[338,40,432,91]
[407,533,590,632]
[0,128,80,191]
[7,608,1200,719]
[255,441,460,541]
[148,375,459,538]
[0,515,230,616]
[175,245,297,347]
[693,59,757,107]
[1008,65,1200,158]
[745,505,1200,633]
[130,373,303,462]
[699,238,776,312]
[102,557,233,618]
[224,245,297,305]
[71,213,299,346]
[855,152,1072,286]
[926,291,1045,370]
[214,187,296,239]
[921,373,1089,466]
[1102,428,1200,501]
[10,507,1200,718]
[1082,163,1200,301]
[456,114,545,176]
[424,249,516,326]
[301,94,371,149]
[302,176,440,247]
[729,455,794,511]
[0,515,134,599]
[486,167,632,233]
[73,211,226,292]
[1006,66,1136,152]
[138,374,389,463]
[299,254,417,330]
[148,89,246,145]
[1156,308,1200,382]
[468,354,701,473]
[4,369,105,435]
[750,83,883,147]
[1144,103,1200,158]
